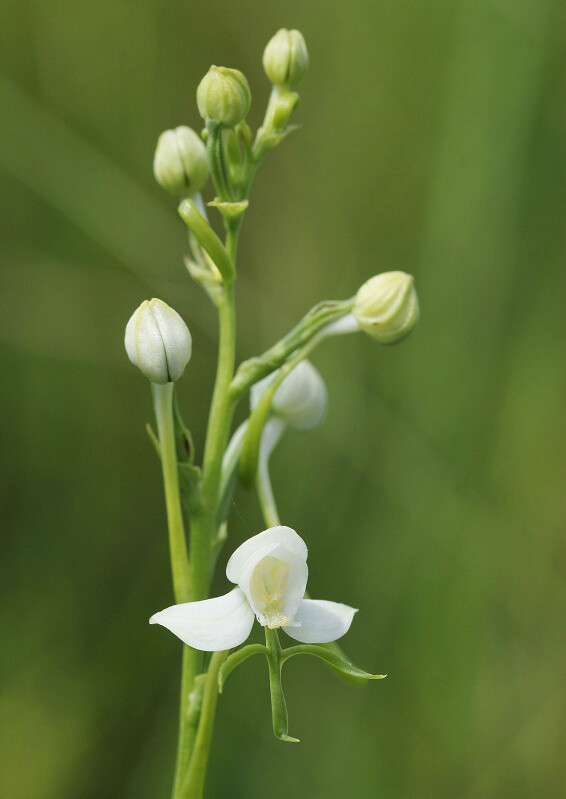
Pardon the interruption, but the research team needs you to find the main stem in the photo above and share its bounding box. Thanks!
[190,275,237,600]
[180,651,228,799]
[178,223,239,799]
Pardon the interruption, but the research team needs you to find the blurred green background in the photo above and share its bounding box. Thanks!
[1,1,565,797]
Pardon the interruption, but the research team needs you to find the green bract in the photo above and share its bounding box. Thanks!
[197,66,251,127]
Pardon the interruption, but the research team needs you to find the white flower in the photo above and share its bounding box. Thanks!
[250,360,327,431]
[124,298,192,384]
[150,526,357,651]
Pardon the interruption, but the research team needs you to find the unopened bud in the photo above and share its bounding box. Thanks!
[197,66,251,128]
[153,126,208,198]
[263,29,309,89]
[251,360,327,431]
[354,272,419,344]
[125,299,192,384]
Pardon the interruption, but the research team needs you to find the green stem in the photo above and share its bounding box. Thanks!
[191,279,237,599]
[153,382,192,603]
[257,455,281,527]
[174,199,241,799]
[265,629,298,742]
[180,651,228,799]
[153,383,203,796]
[230,298,354,400]
[172,647,201,799]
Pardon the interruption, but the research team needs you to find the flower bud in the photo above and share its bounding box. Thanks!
[153,126,208,198]
[197,66,251,127]
[125,299,192,384]
[251,360,327,431]
[354,272,419,344]
[263,29,309,89]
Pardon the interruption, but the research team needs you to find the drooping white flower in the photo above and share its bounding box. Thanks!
[150,526,357,651]
[250,360,327,431]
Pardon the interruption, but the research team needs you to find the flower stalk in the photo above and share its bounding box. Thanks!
[124,26,412,799]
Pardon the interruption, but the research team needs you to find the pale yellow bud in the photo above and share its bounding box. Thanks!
[263,29,309,89]
[354,272,419,344]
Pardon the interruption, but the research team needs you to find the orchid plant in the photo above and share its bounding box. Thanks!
[125,28,419,799]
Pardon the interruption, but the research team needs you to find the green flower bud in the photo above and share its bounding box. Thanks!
[197,66,251,128]
[125,298,192,384]
[354,272,419,344]
[263,29,309,89]
[153,126,209,198]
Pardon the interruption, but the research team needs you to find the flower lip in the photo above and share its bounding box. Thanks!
[234,539,308,629]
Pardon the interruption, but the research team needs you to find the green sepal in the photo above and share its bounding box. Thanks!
[217,644,268,693]
[281,644,386,683]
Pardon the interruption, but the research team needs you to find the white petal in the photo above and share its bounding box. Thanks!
[283,599,358,643]
[149,299,192,382]
[125,301,168,384]
[149,588,254,651]
[259,417,286,463]
[236,541,308,627]
[319,312,361,337]
[226,526,307,584]
[250,361,327,432]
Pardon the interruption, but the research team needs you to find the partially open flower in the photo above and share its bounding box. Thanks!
[250,360,327,431]
[354,271,419,344]
[150,526,357,651]
[124,298,192,384]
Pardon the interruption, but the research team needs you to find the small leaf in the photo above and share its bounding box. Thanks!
[281,644,386,683]
[207,199,249,220]
[178,462,202,516]
[184,256,223,306]
[173,393,195,463]
[145,422,160,457]
[217,644,268,693]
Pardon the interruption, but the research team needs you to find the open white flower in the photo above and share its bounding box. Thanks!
[150,526,357,651]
